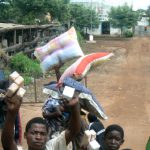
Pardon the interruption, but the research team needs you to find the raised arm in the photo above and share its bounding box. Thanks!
[64,94,81,145]
[1,94,22,150]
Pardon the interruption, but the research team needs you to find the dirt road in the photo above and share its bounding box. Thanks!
[86,37,150,149]
[1,37,150,150]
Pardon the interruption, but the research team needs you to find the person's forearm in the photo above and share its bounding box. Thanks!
[1,111,17,149]
[70,102,81,133]
[66,102,81,144]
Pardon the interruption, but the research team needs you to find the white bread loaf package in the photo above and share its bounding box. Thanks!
[6,83,19,97]
[6,71,26,98]
[9,71,20,81]
[17,87,26,98]
[9,71,24,86]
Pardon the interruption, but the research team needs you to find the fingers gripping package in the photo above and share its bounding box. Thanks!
[62,86,75,100]
[81,130,100,150]
[59,52,114,82]
[34,27,84,73]
[6,71,26,98]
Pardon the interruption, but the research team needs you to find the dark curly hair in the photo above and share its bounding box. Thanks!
[104,124,124,139]
[25,117,49,133]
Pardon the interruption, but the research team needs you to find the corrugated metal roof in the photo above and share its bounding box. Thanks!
[0,23,36,31]
[0,23,60,32]
[0,23,24,28]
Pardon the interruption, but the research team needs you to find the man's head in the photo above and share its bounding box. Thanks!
[104,124,124,150]
[24,117,49,150]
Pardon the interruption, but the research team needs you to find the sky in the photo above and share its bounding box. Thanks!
[71,0,150,10]
[104,0,150,10]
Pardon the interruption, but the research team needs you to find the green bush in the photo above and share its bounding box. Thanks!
[9,52,42,77]
[123,30,133,38]
[23,76,33,85]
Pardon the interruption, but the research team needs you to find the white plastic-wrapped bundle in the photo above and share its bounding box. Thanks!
[34,27,84,73]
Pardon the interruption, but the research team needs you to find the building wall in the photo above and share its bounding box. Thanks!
[137,17,149,26]
[71,0,123,36]
[71,0,114,35]
[110,27,121,36]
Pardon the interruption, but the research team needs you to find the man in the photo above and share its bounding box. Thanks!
[103,124,124,150]
[0,71,22,146]
[87,113,105,150]
[1,87,81,150]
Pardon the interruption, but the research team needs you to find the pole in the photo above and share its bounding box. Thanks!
[33,76,37,102]
[91,0,93,33]
[85,76,87,88]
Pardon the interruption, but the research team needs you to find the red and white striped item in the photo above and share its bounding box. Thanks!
[59,52,114,83]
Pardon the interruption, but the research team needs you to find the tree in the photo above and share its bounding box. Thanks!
[42,0,71,25]
[0,0,99,31]
[70,4,99,32]
[109,3,138,35]
[0,0,15,22]
[12,0,46,24]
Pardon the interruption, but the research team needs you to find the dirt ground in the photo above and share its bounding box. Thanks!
[1,37,150,150]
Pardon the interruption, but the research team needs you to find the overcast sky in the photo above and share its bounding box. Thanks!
[105,0,150,10]
[71,0,150,10]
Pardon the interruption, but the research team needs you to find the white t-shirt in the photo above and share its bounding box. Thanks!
[45,131,67,150]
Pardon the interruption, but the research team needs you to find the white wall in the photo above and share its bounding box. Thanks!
[87,24,121,36]
[137,17,149,26]
[110,27,121,36]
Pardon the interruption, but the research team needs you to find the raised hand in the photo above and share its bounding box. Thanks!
[62,91,79,108]
[5,93,22,114]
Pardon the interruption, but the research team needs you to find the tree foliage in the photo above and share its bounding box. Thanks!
[109,3,138,35]
[12,0,47,24]
[12,0,72,24]
[70,4,99,31]
[0,0,99,31]
[0,0,14,21]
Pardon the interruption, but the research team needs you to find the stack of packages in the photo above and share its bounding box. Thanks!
[7,71,26,98]
[34,26,114,121]
[34,26,114,149]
